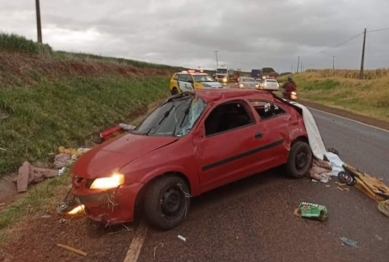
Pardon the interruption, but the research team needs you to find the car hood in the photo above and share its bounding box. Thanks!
[72,134,178,179]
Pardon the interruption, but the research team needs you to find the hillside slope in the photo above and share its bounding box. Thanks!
[0,33,180,176]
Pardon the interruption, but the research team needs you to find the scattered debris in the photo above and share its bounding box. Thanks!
[0,203,5,206]
[13,161,58,193]
[311,179,318,183]
[0,147,7,152]
[119,123,135,131]
[344,164,389,202]
[57,244,87,257]
[375,235,383,241]
[58,167,67,176]
[54,153,73,169]
[325,185,331,188]
[295,202,328,221]
[67,205,85,215]
[59,218,66,224]
[337,187,344,191]
[41,215,52,219]
[309,159,332,182]
[378,200,389,218]
[122,224,133,232]
[153,243,164,260]
[340,237,358,247]
[324,152,345,176]
[335,182,347,187]
[177,235,187,242]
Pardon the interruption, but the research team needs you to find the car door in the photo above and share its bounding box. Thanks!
[247,99,290,166]
[178,74,192,92]
[194,99,278,192]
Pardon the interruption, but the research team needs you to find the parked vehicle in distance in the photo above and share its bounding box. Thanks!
[169,70,222,95]
[261,78,280,91]
[251,69,262,80]
[71,89,312,230]
[236,77,259,89]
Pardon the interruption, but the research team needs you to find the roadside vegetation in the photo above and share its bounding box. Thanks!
[279,70,389,122]
[0,32,176,245]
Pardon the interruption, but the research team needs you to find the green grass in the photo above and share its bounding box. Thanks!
[0,76,170,176]
[0,32,52,55]
[283,72,389,122]
[55,51,183,71]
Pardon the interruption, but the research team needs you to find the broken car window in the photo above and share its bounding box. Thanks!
[249,100,286,120]
[134,94,206,137]
[205,101,253,136]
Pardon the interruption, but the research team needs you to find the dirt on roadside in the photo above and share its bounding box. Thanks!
[0,214,136,262]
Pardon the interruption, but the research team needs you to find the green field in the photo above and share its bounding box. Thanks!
[279,71,389,122]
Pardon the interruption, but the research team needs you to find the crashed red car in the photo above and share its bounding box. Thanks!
[71,89,312,229]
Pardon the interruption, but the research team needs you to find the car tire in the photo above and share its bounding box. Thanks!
[144,175,190,230]
[286,141,312,178]
[171,87,178,95]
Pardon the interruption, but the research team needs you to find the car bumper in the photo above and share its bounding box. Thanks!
[72,182,144,225]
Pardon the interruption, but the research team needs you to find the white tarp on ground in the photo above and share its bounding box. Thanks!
[288,101,345,176]
[289,102,327,160]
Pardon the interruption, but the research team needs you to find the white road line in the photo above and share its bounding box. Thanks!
[308,107,389,134]
[123,221,148,262]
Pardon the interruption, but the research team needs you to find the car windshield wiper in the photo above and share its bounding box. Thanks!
[173,99,193,137]
[145,104,175,136]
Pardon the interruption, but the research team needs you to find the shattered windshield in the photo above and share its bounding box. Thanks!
[134,94,206,137]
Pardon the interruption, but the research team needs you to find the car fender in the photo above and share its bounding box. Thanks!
[139,165,201,196]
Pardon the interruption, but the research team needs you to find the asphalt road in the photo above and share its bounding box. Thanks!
[134,108,389,262]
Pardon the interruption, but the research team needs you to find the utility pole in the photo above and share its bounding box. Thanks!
[332,56,336,70]
[296,56,300,73]
[360,28,367,79]
[214,51,219,67]
[35,0,43,43]
[300,61,303,72]
[291,66,293,73]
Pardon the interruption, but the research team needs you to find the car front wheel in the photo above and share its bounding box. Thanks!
[286,141,312,178]
[144,175,190,230]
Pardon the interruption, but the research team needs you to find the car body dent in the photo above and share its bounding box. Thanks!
[71,89,308,225]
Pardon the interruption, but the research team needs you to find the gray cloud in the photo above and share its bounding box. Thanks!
[1,0,389,72]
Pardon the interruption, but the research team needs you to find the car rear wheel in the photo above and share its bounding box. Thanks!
[171,87,178,95]
[144,175,190,230]
[286,141,312,178]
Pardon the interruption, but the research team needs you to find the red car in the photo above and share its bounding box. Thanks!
[71,89,312,229]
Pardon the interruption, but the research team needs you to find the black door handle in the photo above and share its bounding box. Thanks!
[254,132,263,139]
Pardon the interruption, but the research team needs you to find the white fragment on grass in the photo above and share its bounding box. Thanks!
[177,235,186,242]
[58,167,67,176]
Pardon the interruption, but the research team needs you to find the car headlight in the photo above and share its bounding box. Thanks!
[239,83,244,88]
[90,173,125,190]
[255,84,259,88]
[223,78,227,83]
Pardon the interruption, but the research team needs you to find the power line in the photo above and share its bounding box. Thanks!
[368,27,389,33]
[314,32,364,55]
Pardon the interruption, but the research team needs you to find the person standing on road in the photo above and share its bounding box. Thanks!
[282,76,297,100]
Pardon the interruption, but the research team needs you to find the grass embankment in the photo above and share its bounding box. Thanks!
[0,32,176,243]
[280,71,389,122]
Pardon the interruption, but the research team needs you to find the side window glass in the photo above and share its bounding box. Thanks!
[249,100,286,120]
[186,75,193,83]
[178,74,186,81]
[205,101,253,136]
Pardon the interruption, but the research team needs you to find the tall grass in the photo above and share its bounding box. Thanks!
[289,72,389,122]
[305,69,389,80]
[55,51,183,71]
[0,76,170,175]
[0,32,52,55]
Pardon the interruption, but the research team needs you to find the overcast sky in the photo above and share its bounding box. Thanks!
[1,0,389,72]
